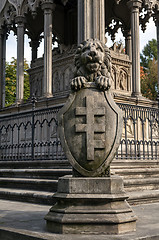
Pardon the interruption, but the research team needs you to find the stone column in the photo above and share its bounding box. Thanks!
[42,1,55,98]
[78,0,105,44]
[125,30,132,92]
[30,40,40,62]
[128,0,142,97]
[125,30,132,60]
[155,14,159,105]
[15,16,25,104]
[0,29,6,108]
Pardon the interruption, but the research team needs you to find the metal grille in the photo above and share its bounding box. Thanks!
[0,102,158,161]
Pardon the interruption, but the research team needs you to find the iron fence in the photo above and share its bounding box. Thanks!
[117,103,159,160]
[0,103,64,161]
[0,101,159,161]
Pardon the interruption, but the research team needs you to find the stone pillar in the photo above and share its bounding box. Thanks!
[155,14,159,105]
[125,30,132,60]
[0,29,6,108]
[30,40,40,62]
[128,0,142,97]
[78,0,105,44]
[125,30,132,92]
[42,1,55,98]
[15,16,25,104]
[2,32,6,107]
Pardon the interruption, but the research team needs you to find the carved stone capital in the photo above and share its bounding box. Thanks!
[41,0,56,12]
[29,39,40,48]
[127,0,142,11]
[15,15,25,25]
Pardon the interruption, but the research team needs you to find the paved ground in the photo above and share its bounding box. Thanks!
[0,200,159,239]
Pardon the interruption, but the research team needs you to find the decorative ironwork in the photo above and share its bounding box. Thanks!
[0,103,64,161]
[0,102,159,161]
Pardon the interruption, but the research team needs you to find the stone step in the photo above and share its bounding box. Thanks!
[128,190,159,205]
[113,168,159,179]
[112,160,159,168]
[0,169,72,179]
[124,178,159,192]
[0,178,58,192]
[0,188,55,205]
[0,160,71,169]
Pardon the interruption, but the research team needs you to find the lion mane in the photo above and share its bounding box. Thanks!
[74,39,112,82]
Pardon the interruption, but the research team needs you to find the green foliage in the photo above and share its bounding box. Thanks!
[140,39,158,101]
[141,59,158,101]
[5,57,30,106]
[140,39,157,69]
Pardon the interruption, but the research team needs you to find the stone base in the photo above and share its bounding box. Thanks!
[45,175,137,235]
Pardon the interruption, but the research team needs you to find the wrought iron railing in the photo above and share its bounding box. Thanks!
[0,103,63,161]
[116,103,159,160]
[0,101,159,161]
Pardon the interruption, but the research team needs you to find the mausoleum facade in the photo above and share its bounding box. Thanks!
[0,0,159,161]
[0,0,159,106]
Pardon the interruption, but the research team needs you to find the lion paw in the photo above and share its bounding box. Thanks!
[95,76,111,91]
[71,77,86,91]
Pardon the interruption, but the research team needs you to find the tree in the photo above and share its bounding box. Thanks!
[141,60,158,101]
[5,57,30,106]
[140,39,157,69]
[140,39,158,101]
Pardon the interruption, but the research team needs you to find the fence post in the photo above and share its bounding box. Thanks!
[31,95,36,160]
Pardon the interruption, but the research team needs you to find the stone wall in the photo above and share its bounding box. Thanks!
[28,45,132,99]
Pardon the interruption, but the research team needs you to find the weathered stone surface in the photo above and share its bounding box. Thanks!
[58,39,123,177]
[71,39,112,91]
[46,39,136,235]
[45,175,137,234]
[57,175,125,194]
[58,83,123,177]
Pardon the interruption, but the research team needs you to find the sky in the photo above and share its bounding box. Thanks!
[6,17,156,64]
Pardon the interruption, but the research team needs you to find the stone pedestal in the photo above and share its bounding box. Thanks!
[45,175,137,234]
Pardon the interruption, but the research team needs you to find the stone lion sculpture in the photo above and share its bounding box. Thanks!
[71,39,112,91]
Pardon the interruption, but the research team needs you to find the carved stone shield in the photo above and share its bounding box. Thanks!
[58,83,123,177]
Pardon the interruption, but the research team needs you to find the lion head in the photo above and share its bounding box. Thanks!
[74,39,112,82]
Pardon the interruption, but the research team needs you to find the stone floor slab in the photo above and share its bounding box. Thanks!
[0,200,159,239]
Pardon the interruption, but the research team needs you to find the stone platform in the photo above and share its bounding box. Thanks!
[0,199,159,239]
[45,175,137,234]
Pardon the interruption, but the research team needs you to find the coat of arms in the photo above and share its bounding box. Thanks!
[58,39,123,177]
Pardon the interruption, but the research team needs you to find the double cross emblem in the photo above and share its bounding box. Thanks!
[75,96,105,161]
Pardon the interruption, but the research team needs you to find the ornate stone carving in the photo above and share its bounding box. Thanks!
[8,0,22,15]
[126,118,134,138]
[117,69,128,91]
[110,42,125,54]
[3,2,16,26]
[23,0,41,16]
[28,44,131,98]
[53,71,60,92]
[46,41,137,235]
[106,18,124,42]
[0,0,7,13]
[111,66,116,89]
[29,72,43,98]
[71,39,112,91]
[58,40,123,177]
[151,120,159,138]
